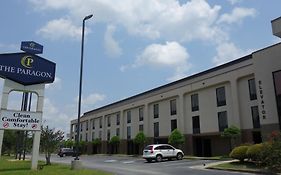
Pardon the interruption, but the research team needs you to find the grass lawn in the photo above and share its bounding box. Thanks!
[0,156,112,175]
[208,161,268,173]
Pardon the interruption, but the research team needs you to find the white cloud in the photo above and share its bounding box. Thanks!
[213,42,251,65]
[37,18,90,40]
[227,0,243,5]
[30,0,222,42]
[135,41,191,81]
[82,93,106,106]
[43,98,73,134]
[104,25,122,58]
[45,77,62,90]
[218,7,257,24]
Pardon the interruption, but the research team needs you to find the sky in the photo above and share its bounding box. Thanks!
[0,0,281,136]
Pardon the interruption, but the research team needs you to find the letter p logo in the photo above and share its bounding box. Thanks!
[21,56,34,68]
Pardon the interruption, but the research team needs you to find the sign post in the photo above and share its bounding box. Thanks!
[0,41,55,170]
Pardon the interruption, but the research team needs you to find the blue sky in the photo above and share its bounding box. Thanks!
[0,0,280,135]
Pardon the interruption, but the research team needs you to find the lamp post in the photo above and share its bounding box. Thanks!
[75,14,93,161]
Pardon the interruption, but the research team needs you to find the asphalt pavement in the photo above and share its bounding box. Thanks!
[39,154,256,175]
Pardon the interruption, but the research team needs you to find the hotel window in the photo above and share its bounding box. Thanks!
[139,124,143,132]
[127,111,131,123]
[251,106,260,128]
[170,99,177,115]
[216,87,226,107]
[107,116,111,127]
[153,104,159,118]
[92,119,95,130]
[139,107,144,121]
[99,117,102,128]
[154,122,159,137]
[171,119,177,132]
[80,123,83,131]
[248,79,257,100]
[75,124,78,132]
[116,128,120,137]
[99,131,102,139]
[116,113,120,125]
[107,129,110,141]
[191,94,199,111]
[218,111,228,132]
[273,70,281,130]
[86,121,88,131]
[127,126,131,139]
[92,132,95,141]
[192,116,200,134]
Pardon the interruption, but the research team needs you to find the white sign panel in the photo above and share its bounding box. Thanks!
[0,110,42,131]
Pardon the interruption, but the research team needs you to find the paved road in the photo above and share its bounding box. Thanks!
[42,155,256,175]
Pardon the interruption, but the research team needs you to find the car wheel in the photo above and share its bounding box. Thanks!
[156,155,162,162]
[146,158,152,163]
[176,153,183,160]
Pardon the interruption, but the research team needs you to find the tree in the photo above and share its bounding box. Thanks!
[109,136,120,154]
[168,129,184,148]
[40,125,64,165]
[221,125,241,151]
[2,130,17,156]
[134,132,147,154]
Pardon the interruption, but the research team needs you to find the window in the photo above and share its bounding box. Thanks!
[251,106,260,128]
[107,116,111,127]
[171,119,177,132]
[75,124,78,132]
[99,131,102,139]
[191,94,199,111]
[107,129,110,141]
[273,70,281,130]
[92,132,95,141]
[216,87,226,107]
[218,111,228,132]
[86,121,88,131]
[99,117,102,128]
[139,124,143,132]
[92,119,95,130]
[116,128,120,136]
[127,111,131,123]
[127,126,131,139]
[154,122,159,137]
[170,99,177,115]
[248,79,257,100]
[153,104,159,118]
[192,116,200,134]
[139,107,144,121]
[116,113,120,125]
[80,123,83,131]
[86,133,88,142]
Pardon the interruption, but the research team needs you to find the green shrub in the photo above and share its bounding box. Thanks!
[246,144,263,161]
[261,141,281,172]
[229,145,249,162]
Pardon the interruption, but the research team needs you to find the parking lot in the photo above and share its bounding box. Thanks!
[43,154,255,175]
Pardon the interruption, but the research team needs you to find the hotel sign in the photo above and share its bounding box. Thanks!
[21,41,43,54]
[0,53,55,85]
[0,110,42,131]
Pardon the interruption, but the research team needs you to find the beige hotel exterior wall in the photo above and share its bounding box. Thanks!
[70,43,281,155]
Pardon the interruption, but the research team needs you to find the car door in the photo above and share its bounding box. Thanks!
[165,145,175,157]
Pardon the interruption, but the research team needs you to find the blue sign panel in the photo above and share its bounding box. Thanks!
[21,41,43,54]
[0,53,55,85]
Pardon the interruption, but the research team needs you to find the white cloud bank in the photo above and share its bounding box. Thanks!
[218,7,257,24]
[135,41,190,81]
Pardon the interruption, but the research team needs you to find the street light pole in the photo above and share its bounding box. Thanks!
[75,14,93,161]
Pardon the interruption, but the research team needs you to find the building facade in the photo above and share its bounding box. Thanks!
[70,42,281,156]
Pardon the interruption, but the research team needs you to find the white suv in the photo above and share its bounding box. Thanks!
[142,144,184,162]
